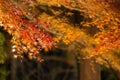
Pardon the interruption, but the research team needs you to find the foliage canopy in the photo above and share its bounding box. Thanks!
[0,0,120,71]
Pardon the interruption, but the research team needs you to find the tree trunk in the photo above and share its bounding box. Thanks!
[80,59,101,80]
[116,70,120,80]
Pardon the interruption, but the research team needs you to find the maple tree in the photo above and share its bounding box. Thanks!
[35,0,120,71]
[0,0,120,79]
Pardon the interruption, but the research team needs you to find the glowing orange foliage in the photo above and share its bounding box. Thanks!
[1,0,120,69]
[0,0,54,61]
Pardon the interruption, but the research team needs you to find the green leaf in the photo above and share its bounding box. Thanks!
[0,33,5,46]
